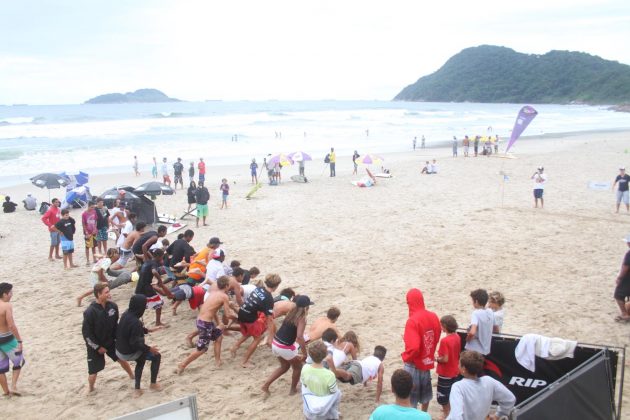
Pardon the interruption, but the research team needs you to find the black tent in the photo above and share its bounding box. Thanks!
[128,195,158,225]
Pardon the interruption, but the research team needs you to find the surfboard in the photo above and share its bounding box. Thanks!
[246,182,262,199]
[290,175,308,183]
[373,173,392,178]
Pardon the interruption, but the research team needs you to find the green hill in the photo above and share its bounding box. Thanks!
[85,89,180,104]
[394,45,630,104]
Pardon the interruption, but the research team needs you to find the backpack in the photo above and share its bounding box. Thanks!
[324,154,330,164]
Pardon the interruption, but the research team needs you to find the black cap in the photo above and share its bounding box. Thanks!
[208,237,223,246]
[295,295,314,308]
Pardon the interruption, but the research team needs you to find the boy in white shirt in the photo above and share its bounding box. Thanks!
[465,289,494,355]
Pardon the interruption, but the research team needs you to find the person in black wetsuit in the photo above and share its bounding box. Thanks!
[82,283,134,393]
[115,294,162,396]
[261,295,314,395]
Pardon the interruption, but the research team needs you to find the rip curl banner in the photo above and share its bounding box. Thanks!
[506,106,538,153]
[456,332,617,404]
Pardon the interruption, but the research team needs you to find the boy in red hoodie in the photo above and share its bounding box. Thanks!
[401,288,441,412]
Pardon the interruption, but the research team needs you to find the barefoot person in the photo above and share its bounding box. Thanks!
[0,283,25,396]
[53,208,79,269]
[305,306,341,343]
[231,274,282,368]
[41,197,62,261]
[614,235,630,322]
[176,276,234,373]
[115,295,162,397]
[261,295,313,395]
[329,345,387,403]
[76,248,135,307]
[135,249,172,327]
[82,283,134,393]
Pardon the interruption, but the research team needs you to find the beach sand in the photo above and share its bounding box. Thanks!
[1,130,630,419]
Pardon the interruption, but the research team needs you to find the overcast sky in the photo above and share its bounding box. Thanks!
[1,0,629,104]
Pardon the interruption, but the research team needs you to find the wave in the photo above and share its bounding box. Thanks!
[147,112,198,119]
[0,116,36,125]
[0,149,24,161]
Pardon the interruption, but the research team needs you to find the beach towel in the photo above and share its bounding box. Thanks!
[515,334,577,372]
[302,385,341,420]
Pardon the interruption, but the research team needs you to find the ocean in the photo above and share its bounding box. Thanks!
[0,100,628,187]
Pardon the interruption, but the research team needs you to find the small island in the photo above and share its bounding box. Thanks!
[394,45,630,105]
[85,89,181,104]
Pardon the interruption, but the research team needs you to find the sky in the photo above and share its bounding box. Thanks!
[1,0,629,104]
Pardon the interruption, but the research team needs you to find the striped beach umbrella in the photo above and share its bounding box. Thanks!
[355,154,384,165]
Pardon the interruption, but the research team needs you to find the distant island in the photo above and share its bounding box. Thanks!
[394,45,630,104]
[85,89,181,104]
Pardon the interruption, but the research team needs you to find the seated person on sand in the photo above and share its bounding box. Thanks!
[421,161,431,174]
[354,168,377,188]
[329,345,387,403]
[430,159,438,174]
[305,306,341,343]
[319,328,359,368]
[115,294,163,397]
[176,276,234,372]
[76,248,135,306]
[230,274,282,368]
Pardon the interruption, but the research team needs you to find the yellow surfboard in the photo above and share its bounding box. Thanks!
[245,182,262,199]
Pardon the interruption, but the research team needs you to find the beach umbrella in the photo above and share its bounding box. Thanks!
[134,181,174,196]
[111,184,135,192]
[268,153,294,167]
[30,173,69,201]
[287,151,312,162]
[355,154,384,165]
[59,171,89,188]
[99,188,140,201]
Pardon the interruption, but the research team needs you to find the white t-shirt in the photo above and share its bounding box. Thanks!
[242,284,256,302]
[116,220,133,248]
[533,172,547,189]
[90,258,112,286]
[205,259,226,283]
[493,309,505,333]
[161,163,168,176]
[430,163,439,174]
[465,308,494,355]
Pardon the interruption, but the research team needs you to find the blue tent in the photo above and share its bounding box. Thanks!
[63,185,92,209]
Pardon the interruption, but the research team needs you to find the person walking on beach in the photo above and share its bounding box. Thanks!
[250,159,258,184]
[195,182,210,227]
[173,157,184,189]
[614,235,630,322]
[188,161,195,182]
[402,288,441,412]
[421,135,425,149]
[82,283,134,393]
[352,150,360,175]
[220,178,229,209]
[41,197,62,261]
[198,158,206,185]
[613,167,630,213]
[531,166,547,208]
[329,147,336,177]
[0,282,25,397]
[133,156,140,176]
[161,158,171,187]
[151,157,158,179]
[452,136,458,157]
[413,137,417,151]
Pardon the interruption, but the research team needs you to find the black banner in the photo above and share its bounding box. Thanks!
[456,332,618,404]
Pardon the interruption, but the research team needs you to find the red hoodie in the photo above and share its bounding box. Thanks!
[401,288,441,370]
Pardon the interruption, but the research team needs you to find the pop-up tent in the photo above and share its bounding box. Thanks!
[456,331,624,419]
[128,195,158,225]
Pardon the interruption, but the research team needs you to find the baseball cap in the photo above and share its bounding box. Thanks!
[208,237,223,246]
[295,295,315,308]
[623,234,630,243]
[620,167,626,171]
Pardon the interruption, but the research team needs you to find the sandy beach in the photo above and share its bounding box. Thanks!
[1,129,630,419]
